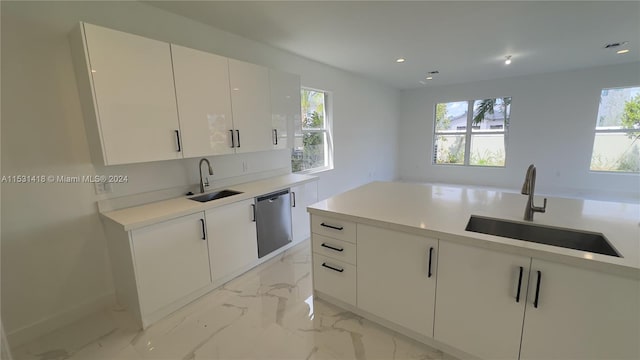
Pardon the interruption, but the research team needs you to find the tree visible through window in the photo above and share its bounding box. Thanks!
[590,86,640,173]
[292,88,332,172]
[433,97,510,166]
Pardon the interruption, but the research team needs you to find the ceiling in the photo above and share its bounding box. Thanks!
[149,1,640,89]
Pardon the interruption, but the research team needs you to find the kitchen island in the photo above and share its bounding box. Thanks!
[307,181,639,360]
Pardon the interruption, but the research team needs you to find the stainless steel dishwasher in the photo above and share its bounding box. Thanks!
[255,189,292,258]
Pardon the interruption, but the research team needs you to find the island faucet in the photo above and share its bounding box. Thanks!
[521,164,547,221]
[199,158,214,193]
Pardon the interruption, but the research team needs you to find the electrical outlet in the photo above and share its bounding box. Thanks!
[94,180,113,195]
[94,181,106,195]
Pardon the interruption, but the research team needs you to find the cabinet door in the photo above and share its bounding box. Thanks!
[269,69,301,150]
[434,241,530,359]
[520,258,640,360]
[171,44,234,157]
[228,59,273,153]
[206,199,258,282]
[357,224,438,337]
[82,23,181,165]
[132,212,211,316]
[291,181,318,243]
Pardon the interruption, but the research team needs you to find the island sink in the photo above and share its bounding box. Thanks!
[465,215,621,257]
[189,190,242,203]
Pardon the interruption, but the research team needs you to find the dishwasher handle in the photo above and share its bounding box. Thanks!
[256,189,290,202]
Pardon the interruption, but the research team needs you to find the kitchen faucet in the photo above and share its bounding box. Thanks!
[199,158,214,193]
[521,164,547,221]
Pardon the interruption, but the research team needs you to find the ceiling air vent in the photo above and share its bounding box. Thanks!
[604,41,628,49]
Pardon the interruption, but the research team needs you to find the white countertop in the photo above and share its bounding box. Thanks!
[102,174,317,231]
[307,181,640,278]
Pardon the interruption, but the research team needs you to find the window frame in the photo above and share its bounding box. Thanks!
[292,87,334,174]
[589,86,640,174]
[432,97,510,167]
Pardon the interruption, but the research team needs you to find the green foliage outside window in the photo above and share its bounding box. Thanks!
[292,89,328,172]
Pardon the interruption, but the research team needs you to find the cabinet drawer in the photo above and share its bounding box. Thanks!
[312,235,356,265]
[311,215,356,243]
[313,254,356,306]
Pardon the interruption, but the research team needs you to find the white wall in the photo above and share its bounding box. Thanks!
[399,62,640,202]
[0,1,399,344]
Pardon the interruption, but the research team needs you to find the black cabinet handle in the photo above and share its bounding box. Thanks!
[516,266,524,303]
[251,204,256,222]
[291,192,296,207]
[175,130,181,152]
[534,270,542,308]
[320,223,343,231]
[273,129,278,145]
[322,263,344,273]
[428,247,434,278]
[199,219,206,240]
[236,130,241,148]
[230,129,235,148]
[321,243,344,252]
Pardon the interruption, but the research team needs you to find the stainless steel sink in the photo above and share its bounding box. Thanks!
[465,215,621,257]
[189,190,242,203]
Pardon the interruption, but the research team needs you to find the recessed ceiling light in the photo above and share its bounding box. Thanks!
[505,55,512,65]
[617,49,630,54]
[426,76,433,80]
[396,58,406,63]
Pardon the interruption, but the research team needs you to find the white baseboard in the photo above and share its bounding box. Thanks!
[6,293,116,348]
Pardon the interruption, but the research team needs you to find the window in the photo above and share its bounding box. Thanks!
[433,97,511,167]
[292,88,333,173]
[590,86,640,173]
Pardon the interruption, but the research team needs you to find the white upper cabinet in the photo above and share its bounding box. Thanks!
[72,23,300,163]
[171,44,234,157]
[269,69,301,150]
[519,258,640,360]
[228,59,273,154]
[78,23,182,165]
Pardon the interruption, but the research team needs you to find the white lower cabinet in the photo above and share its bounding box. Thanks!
[435,240,640,360]
[311,215,357,306]
[291,181,318,243]
[357,224,438,337]
[206,198,258,282]
[519,258,640,360]
[310,212,639,360]
[131,212,211,316]
[313,253,357,306]
[434,240,530,359]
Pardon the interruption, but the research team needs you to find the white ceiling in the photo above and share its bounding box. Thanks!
[149,1,640,89]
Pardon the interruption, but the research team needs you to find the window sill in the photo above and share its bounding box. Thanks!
[432,163,506,168]
[589,169,639,175]
[294,165,334,175]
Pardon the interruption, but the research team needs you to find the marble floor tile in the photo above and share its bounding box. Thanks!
[11,241,455,360]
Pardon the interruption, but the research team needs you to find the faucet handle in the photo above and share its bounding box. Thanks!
[533,198,547,213]
[204,177,210,187]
